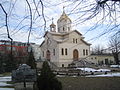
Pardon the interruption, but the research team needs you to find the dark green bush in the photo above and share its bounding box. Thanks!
[37,61,62,90]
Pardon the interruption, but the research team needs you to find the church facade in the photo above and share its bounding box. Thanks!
[40,11,91,67]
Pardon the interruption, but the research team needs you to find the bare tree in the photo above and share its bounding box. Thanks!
[0,0,46,44]
[0,0,120,43]
[0,3,13,57]
[109,32,120,64]
[91,45,105,54]
[0,0,47,70]
[62,0,120,40]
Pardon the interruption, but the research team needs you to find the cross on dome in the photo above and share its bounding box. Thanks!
[57,7,72,33]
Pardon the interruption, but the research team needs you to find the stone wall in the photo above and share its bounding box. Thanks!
[14,82,35,90]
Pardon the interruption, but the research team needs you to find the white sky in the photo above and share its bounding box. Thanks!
[0,0,120,48]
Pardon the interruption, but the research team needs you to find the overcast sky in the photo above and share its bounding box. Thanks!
[0,0,119,48]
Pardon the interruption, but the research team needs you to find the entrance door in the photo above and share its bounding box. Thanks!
[73,49,79,60]
[46,50,50,61]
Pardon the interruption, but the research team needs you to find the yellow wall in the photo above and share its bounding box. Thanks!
[89,55,115,65]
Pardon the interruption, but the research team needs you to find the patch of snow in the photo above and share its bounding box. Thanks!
[0,82,12,86]
[76,68,111,72]
[0,76,11,82]
[76,68,97,72]
[87,72,120,77]
[71,76,77,77]
[97,69,111,72]
[56,75,65,77]
[110,65,120,68]
[22,64,27,66]
[0,76,13,90]
[0,88,14,90]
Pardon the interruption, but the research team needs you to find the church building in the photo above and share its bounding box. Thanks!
[40,10,91,67]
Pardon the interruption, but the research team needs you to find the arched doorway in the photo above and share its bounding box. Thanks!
[46,50,50,61]
[73,49,79,60]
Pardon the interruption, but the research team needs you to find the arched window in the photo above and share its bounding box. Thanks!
[43,51,44,57]
[62,64,64,67]
[68,27,70,31]
[65,48,67,55]
[53,49,55,56]
[61,48,64,55]
[86,49,88,55]
[73,38,75,43]
[83,49,85,56]
[58,28,60,32]
[76,39,77,43]
[63,27,65,31]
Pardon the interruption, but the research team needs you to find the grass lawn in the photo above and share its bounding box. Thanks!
[0,72,11,76]
[58,77,120,90]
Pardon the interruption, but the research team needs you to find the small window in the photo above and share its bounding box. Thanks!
[95,57,97,59]
[63,27,65,31]
[53,49,55,56]
[51,27,54,31]
[68,27,70,31]
[68,64,71,67]
[62,64,64,67]
[83,49,85,56]
[58,28,60,32]
[65,48,67,55]
[91,58,93,59]
[61,48,64,55]
[43,51,44,57]
[76,39,77,43]
[86,49,88,55]
[73,38,75,43]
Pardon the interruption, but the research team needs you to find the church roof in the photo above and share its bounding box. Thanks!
[70,30,82,36]
[81,39,91,46]
[42,30,91,45]
[50,19,56,27]
[50,23,56,26]
[44,30,82,37]
[40,40,45,47]
[57,11,71,23]
[43,31,69,37]
[54,38,69,43]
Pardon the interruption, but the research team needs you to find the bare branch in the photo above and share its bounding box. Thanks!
[0,3,13,55]
[39,0,46,31]
[0,4,13,41]
[25,0,33,45]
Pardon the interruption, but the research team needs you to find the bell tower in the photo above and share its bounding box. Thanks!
[57,7,72,33]
[50,18,56,32]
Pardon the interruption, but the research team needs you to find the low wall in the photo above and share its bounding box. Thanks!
[14,82,34,90]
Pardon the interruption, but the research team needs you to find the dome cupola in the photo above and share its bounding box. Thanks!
[57,8,72,33]
[50,18,56,32]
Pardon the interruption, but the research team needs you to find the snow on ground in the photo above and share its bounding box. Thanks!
[96,69,111,72]
[87,72,120,77]
[0,88,14,90]
[0,76,14,90]
[76,67,111,72]
[110,65,120,68]
[0,82,12,87]
[0,76,11,82]
[76,68,97,72]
